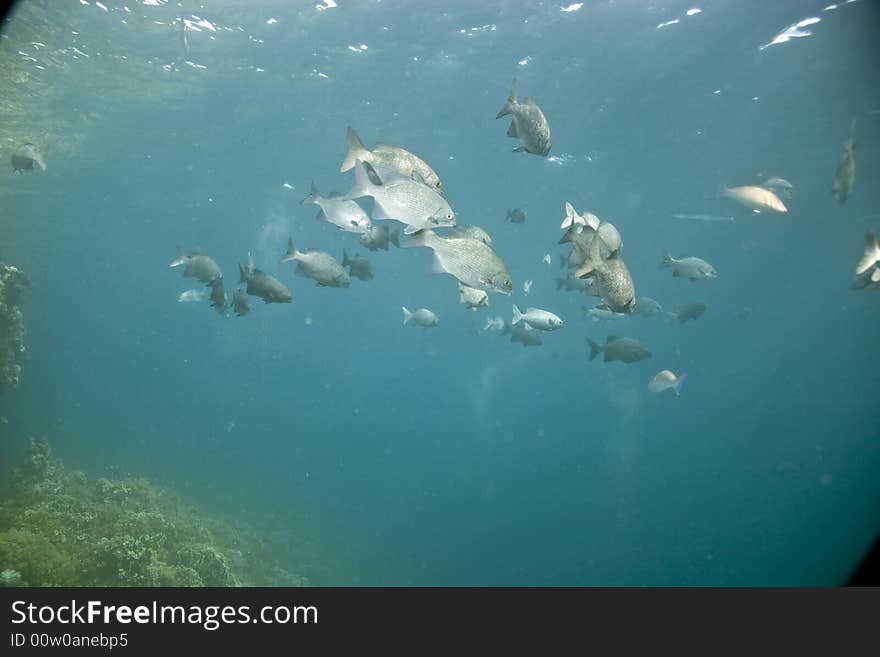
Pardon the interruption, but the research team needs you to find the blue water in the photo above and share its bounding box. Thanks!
[1,0,879,585]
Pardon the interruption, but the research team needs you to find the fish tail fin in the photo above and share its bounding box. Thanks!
[673,373,687,397]
[170,245,187,268]
[402,306,413,325]
[561,201,577,229]
[660,251,673,269]
[301,181,320,205]
[856,230,880,276]
[587,337,601,361]
[400,228,435,249]
[345,160,379,201]
[495,78,518,119]
[341,126,370,173]
[511,304,523,326]
[281,237,297,262]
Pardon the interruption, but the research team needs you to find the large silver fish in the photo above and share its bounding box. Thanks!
[302,181,371,234]
[833,119,856,204]
[281,238,350,288]
[402,229,513,295]
[574,234,636,313]
[340,127,443,195]
[496,78,551,156]
[344,160,455,235]
[170,246,223,284]
[445,224,493,247]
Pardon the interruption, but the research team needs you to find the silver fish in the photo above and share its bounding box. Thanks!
[359,223,400,251]
[302,181,371,234]
[342,250,374,281]
[340,127,443,194]
[660,252,717,281]
[574,236,636,313]
[282,238,350,288]
[496,78,551,156]
[11,142,46,173]
[238,256,292,304]
[402,306,439,328]
[170,246,223,284]
[648,370,686,396]
[446,224,493,247]
[345,160,455,235]
[402,229,512,295]
[232,288,251,316]
[177,288,208,303]
[675,302,708,323]
[459,283,489,310]
[833,119,856,204]
[512,305,563,331]
[633,296,664,318]
[587,336,651,364]
[758,177,794,199]
[509,322,543,347]
[555,274,594,294]
[506,208,527,224]
[583,305,626,322]
[723,185,788,213]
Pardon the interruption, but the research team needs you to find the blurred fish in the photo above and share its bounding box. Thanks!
[851,267,880,291]
[208,279,227,314]
[833,119,856,204]
[282,238,350,288]
[232,288,251,316]
[402,306,439,328]
[302,181,371,234]
[556,274,594,294]
[506,208,527,224]
[574,234,636,313]
[342,250,374,281]
[648,370,686,396]
[481,315,506,334]
[177,288,208,303]
[722,185,787,213]
[853,230,880,289]
[633,296,664,318]
[239,255,292,304]
[583,305,626,322]
[11,142,46,173]
[446,224,493,247]
[359,223,400,251]
[560,202,594,230]
[403,229,512,294]
[496,78,551,156]
[543,253,552,266]
[587,336,651,364]
[512,305,563,331]
[522,279,533,295]
[459,283,489,310]
[509,322,543,347]
[345,160,454,235]
[672,213,734,223]
[674,302,708,323]
[758,177,794,199]
[660,252,717,281]
[340,126,443,194]
[170,246,223,284]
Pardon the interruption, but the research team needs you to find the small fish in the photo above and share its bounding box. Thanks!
[522,279,533,295]
[583,305,626,322]
[208,279,227,314]
[170,246,223,284]
[633,296,664,318]
[496,78,551,156]
[11,142,46,173]
[574,235,636,313]
[542,253,552,266]
[239,254,292,304]
[587,336,651,364]
[359,223,400,251]
[232,287,251,316]
[459,283,489,310]
[402,229,512,295]
[512,305,563,331]
[302,181,372,234]
[340,126,444,194]
[506,208,527,224]
[648,370,687,396]
[344,160,455,235]
[342,249,374,281]
[556,274,595,294]
[672,213,735,223]
[758,177,794,199]
[660,252,717,281]
[481,315,506,334]
[282,238,350,287]
[675,302,708,323]
[446,224,493,247]
[833,119,856,204]
[723,186,788,213]
[509,322,543,347]
[177,288,208,303]
[402,306,439,328]
[560,202,596,230]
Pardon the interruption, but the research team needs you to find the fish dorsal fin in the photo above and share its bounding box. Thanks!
[606,335,622,342]
[190,246,203,256]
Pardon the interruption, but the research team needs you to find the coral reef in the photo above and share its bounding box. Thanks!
[0,437,311,586]
[0,263,29,394]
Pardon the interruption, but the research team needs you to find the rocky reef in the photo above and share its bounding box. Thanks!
[0,437,311,587]
[0,263,29,394]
